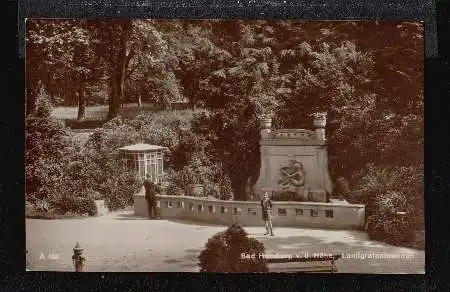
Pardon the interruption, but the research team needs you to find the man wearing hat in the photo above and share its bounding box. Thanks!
[261,192,274,236]
[143,173,160,219]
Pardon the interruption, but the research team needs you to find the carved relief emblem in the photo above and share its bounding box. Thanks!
[278,159,306,193]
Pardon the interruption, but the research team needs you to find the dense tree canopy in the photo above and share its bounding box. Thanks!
[26,19,423,203]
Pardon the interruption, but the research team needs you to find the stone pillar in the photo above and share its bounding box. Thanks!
[255,116,272,199]
[313,112,327,141]
[260,116,272,138]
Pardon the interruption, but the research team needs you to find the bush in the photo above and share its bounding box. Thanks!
[354,163,422,200]
[54,196,97,216]
[168,127,234,196]
[332,177,350,199]
[26,106,228,215]
[203,180,233,201]
[25,196,96,218]
[165,162,233,200]
[363,187,418,246]
[99,160,142,211]
[198,223,268,272]
[25,101,70,198]
[26,114,141,215]
[340,164,423,247]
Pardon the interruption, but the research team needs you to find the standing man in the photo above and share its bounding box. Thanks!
[261,192,274,236]
[143,174,159,219]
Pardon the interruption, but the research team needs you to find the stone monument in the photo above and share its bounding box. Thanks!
[254,113,333,202]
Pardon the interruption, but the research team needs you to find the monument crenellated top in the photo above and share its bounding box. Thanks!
[262,128,325,146]
[269,129,316,140]
[259,114,327,145]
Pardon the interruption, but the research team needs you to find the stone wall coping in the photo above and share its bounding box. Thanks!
[134,193,365,208]
[260,140,326,146]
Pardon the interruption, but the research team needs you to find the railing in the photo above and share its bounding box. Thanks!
[134,193,365,229]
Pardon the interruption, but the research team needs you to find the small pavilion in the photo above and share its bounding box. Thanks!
[118,143,167,183]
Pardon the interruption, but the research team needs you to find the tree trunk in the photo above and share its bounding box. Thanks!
[107,31,127,121]
[77,87,86,120]
[107,79,120,120]
[26,90,37,117]
[137,94,142,108]
[231,174,248,201]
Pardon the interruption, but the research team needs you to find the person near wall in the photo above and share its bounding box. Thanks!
[143,174,160,219]
[261,192,274,236]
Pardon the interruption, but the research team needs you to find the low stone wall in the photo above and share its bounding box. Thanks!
[134,194,365,230]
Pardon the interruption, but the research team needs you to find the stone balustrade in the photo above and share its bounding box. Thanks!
[134,193,365,230]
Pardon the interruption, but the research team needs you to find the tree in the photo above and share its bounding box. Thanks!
[198,223,267,272]
[25,95,70,199]
[26,19,182,120]
[170,20,234,109]
[190,21,292,200]
[26,19,106,120]
[87,20,134,120]
[26,20,90,117]
[26,19,423,212]
[88,20,184,119]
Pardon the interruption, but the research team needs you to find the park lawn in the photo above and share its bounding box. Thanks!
[51,103,156,122]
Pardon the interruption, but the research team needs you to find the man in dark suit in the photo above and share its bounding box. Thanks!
[143,174,160,219]
[261,192,274,236]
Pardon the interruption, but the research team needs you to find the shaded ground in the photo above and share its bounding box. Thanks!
[26,211,424,273]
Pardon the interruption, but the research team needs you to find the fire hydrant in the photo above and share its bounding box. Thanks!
[72,242,85,272]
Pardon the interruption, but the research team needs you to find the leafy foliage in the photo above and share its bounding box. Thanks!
[198,223,267,272]
[85,109,234,201]
[25,97,70,199]
[53,196,97,216]
[351,164,423,246]
[366,191,416,245]
[25,97,142,214]
[164,155,233,200]
[26,20,423,249]
[99,160,142,211]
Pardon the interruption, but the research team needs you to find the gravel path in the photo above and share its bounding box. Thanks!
[26,211,424,273]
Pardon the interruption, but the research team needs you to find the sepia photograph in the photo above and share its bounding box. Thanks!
[25,19,424,273]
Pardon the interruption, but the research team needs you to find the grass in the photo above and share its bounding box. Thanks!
[52,103,201,129]
[51,103,157,122]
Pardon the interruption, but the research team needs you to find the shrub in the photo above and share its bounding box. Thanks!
[26,106,228,215]
[343,163,423,246]
[99,160,142,211]
[353,163,423,207]
[332,177,350,199]
[75,197,97,216]
[25,102,70,198]
[366,191,416,245]
[54,196,97,216]
[203,179,233,201]
[85,109,201,170]
[164,160,233,200]
[36,94,54,119]
[198,223,268,272]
